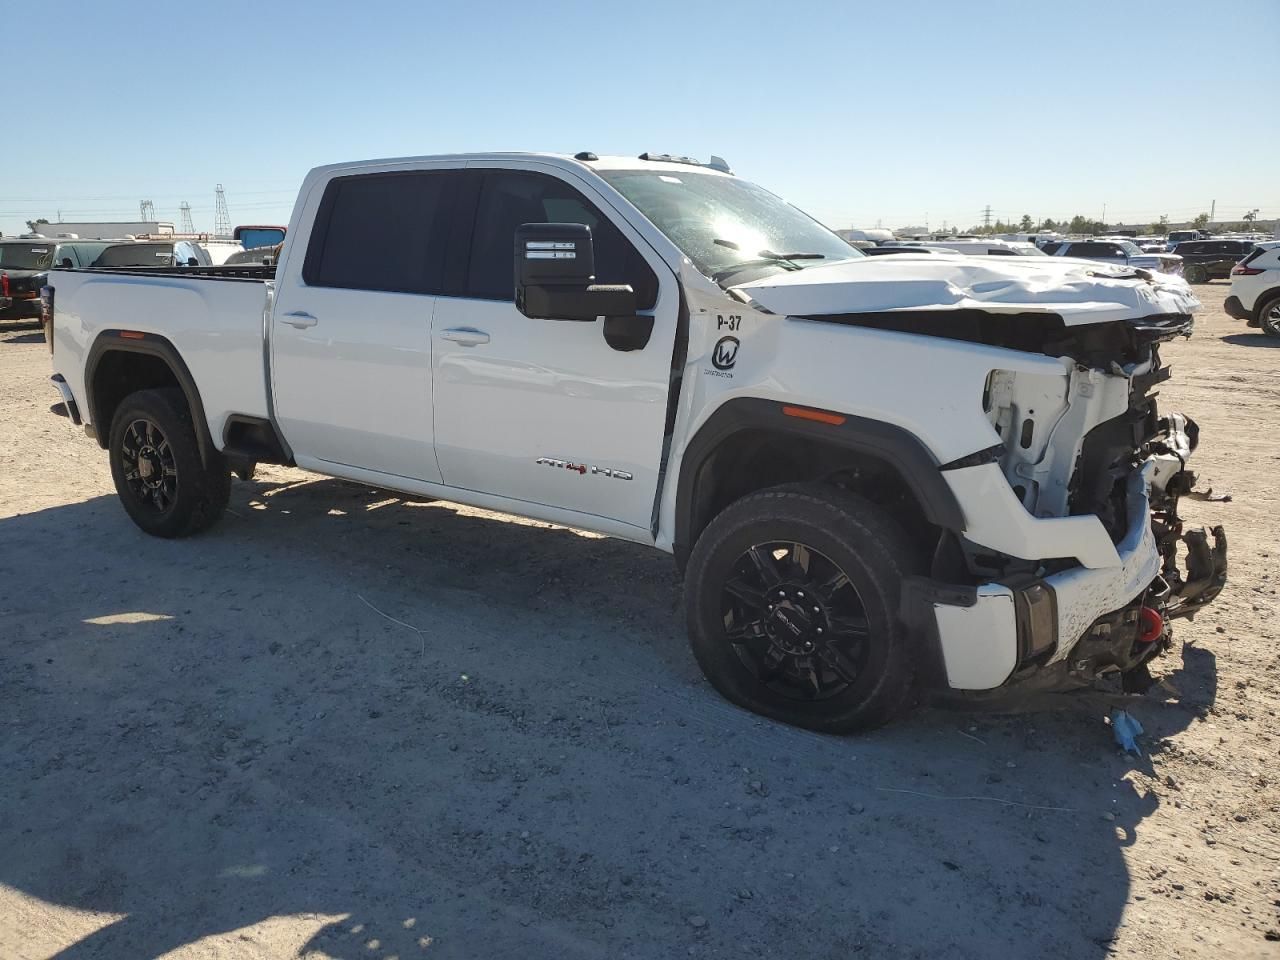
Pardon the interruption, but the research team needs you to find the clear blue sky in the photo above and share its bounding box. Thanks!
[4,0,1277,237]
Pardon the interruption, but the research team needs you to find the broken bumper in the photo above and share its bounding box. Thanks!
[906,460,1228,696]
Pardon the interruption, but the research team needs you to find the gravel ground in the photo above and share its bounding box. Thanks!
[1,286,1277,959]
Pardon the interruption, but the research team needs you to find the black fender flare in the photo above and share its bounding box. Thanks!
[85,330,217,468]
[673,397,967,564]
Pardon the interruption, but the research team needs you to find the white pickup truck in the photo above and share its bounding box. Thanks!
[42,151,1227,732]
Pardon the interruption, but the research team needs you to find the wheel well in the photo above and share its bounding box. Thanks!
[682,429,943,564]
[90,350,187,449]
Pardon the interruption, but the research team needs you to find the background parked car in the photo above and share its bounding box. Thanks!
[1171,238,1257,284]
[1224,241,1280,336]
[1041,239,1182,274]
[90,240,213,268]
[0,238,111,320]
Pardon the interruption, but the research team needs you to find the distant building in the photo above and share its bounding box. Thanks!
[26,220,176,239]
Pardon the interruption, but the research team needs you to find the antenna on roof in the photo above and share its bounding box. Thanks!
[707,155,732,174]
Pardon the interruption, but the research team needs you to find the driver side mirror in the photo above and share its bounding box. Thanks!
[514,222,635,322]
[59,257,73,269]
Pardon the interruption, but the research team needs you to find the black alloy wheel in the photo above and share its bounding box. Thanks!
[721,541,870,701]
[685,483,919,733]
[108,387,230,538]
[120,417,179,514]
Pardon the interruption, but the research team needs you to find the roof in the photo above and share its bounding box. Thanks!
[307,152,737,181]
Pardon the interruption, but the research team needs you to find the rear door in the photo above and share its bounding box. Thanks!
[270,166,462,483]
[430,163,678,533]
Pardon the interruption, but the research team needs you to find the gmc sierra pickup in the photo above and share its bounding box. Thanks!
[42,151,1227,732]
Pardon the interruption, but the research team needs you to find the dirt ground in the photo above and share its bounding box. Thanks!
[1,285,1276,960]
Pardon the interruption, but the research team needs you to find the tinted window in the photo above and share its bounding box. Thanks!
[1040,242,1062,255]
[305,171,455,294]
[1066,242,1121,257]
[986,248,1018,256]
[92,243,177,267]
[467,171,658,308]
[1177,241,1205,254]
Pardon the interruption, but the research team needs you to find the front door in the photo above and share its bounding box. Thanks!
[431,165,678,533]
[271,167,461,483]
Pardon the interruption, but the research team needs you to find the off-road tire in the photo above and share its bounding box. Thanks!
[108,388,230,538]
[1257,293,1280,338]
[685,483,920,733]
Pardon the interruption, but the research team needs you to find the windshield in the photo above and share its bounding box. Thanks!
[598,170,860,282]
[0,243,56,270]
[1015,245,1047,256]
[1117,241,1144,257]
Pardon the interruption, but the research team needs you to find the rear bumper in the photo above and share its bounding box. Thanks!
[1222,295,1252,322]
[909,459,1227,697]
[0,296,41,320]
[49,374,82,425]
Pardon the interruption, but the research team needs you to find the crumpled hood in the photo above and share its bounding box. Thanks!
[732,254,1200,326]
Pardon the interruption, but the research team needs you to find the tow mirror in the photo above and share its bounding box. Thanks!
[514,222,635,322]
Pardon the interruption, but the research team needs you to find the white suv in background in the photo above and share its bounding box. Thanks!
[1225,241,1280,337]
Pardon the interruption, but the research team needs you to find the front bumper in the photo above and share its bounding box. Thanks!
[908,460,1227,696]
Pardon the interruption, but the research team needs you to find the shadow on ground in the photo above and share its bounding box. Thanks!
[1222,333,1280,348]
[0,478,1217,959]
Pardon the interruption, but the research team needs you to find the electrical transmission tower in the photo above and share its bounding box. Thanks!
[179,202,195,233]
[214,184,231,237]
[981,205,993,230]
[139,199,155,221]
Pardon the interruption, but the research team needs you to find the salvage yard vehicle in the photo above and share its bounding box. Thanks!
[1041,239,1183,275]
[40,151,1227,732]
[1172,238,1257,284]
[90,240,213,269]
[1224,240,1280,336]
[0,238,110,321]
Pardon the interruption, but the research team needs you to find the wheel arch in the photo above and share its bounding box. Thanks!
[673,398,967,569]
[85,331,216,469]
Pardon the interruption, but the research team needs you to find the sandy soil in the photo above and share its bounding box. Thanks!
[1,285,1276,959]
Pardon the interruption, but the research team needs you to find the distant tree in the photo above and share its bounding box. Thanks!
[1243,209,1258,223]
[25,218,49,232]
[1149,214,1169,234]
[1040,217,1058,231]
[1068,215,1091,234]
[1192,212,1210,229]
[1018,214,1033,231]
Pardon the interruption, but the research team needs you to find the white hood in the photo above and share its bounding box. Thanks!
[732,254,1200,326]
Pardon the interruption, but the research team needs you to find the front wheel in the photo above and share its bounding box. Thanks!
[1258,294,1280,338]
[108,388,231,538]
[684,483,919,733]
[1184,264,1208,284]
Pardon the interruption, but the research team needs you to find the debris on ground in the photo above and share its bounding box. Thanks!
[1109,709,1145,755]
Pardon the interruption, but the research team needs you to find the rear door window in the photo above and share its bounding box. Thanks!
[304,170,458,294]
[464,171,658,309]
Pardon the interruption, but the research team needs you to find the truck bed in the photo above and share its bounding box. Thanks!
[48,265,278,447]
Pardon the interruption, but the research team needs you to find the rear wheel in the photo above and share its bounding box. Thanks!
[1258,294,1280,338]
[108,388,230,538]
[1184,264,1208,284]
[685,483,920,733]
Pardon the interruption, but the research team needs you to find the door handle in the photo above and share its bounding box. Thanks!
[439,327,490,346]
[280,311,318,329]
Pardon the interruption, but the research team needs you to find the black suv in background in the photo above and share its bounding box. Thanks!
[1174,239,1257,284]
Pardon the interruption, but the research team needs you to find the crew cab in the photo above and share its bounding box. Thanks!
[1042,239,1183,275]
[41,151,1227,732]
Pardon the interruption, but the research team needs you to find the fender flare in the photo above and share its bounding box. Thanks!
[85,330,216,468]
[673,397,967,563]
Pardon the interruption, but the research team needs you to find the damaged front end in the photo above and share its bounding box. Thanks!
[973,310,1229,695]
